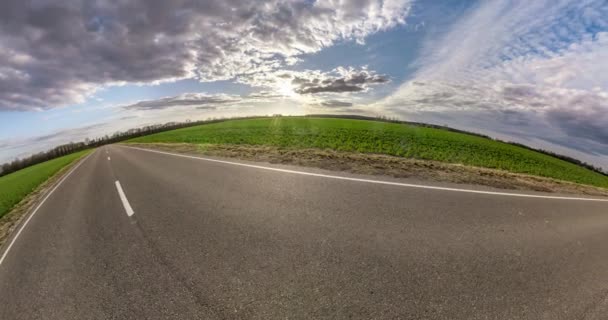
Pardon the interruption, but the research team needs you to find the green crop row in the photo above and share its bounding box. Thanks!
[128,117,608,188]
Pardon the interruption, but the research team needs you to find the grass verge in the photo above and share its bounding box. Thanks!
[128,117,608,189]
[0,150,91,218]
[126,143,608,197]
[0,150,90,247]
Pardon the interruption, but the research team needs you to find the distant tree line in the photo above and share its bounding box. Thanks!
[2,114,606,177]
[0,141,89,176]
[0,117,229,177]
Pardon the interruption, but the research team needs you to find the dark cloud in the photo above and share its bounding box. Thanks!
[385,79,608,166]
[248,91,286,99]
[0,0,410,111]
[30,123,108,143]
[294,70,389,94]
[500,84,549,108]
[539,136,608,156]
[396,108,608,169]
[122,94,240,111]
[499,86,608,155]
[545,105,608,153]
[236,67,390,96]
[320,100,354,107]
[341,108,368,114]
[494,109,534,127]
[0,123,107,161]
[0,140,10,149]
[501,84,541,99]
[0,122,111,163]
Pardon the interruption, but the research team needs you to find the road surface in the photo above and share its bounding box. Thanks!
[1,145,608,319]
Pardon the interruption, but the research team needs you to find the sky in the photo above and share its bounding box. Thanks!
[0,0,607,169]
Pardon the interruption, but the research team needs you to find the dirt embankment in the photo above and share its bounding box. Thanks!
[125,142,608,197]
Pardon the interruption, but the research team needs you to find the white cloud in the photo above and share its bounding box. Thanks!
[379,0,608,168]
[0,0,412,111]
[121,93,244,111]
[239,66,390,99]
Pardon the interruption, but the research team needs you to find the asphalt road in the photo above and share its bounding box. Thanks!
[1,146,608,319]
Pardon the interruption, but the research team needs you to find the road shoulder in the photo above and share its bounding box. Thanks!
[124,143,608,197]
[122,142,608,198]
[0,151,93,248]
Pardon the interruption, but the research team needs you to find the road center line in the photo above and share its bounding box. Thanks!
[124,146,608,202]
[115,181,135,217]
[0,152,93,267]
[107,156,111,161]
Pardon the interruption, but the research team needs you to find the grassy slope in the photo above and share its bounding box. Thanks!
[0,150,90,218]
[129,117,608,188]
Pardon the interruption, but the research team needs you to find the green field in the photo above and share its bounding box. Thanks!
[0,150,90,218]
[128,117,608,189]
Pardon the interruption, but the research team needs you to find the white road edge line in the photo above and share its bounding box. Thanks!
[124,146,608,202]
[0,152,94,267]
[115,181,135,217]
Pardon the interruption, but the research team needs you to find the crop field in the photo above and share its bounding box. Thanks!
[0,150,90,218]
[128,117,608,188]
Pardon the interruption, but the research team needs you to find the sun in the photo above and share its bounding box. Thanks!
[276,80,297,97]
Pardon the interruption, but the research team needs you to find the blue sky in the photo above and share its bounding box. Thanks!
[0,0,607,169]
